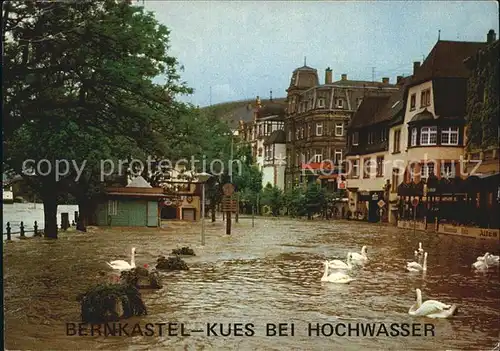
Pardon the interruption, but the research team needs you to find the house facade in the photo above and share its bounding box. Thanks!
[238,96,287,189]
[346,77,410,223]
[95,176,163,227]
[284,65,398,190]
[394,34,491,228]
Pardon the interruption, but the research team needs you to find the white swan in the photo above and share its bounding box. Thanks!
[349,246,368,263]
[472,258,489,271]
[407,252,428,272]
[477,253,499,266]
[328,253,353,270]
[107,247,136,271]
[408,288,457,318]
[321,261,355,284]
[414,242,424,258]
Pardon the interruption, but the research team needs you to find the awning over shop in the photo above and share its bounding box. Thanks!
[397,181,424,196]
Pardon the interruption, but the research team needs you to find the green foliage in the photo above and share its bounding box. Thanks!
[77,283,147,323]
[465,41,499,150]
[284,187,306,217]
[260,184,284,216]
[303,183,327,219]
[3,1,234,235]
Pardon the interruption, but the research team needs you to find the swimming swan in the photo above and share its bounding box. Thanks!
[321,261,355,284]
[414,242,424,258]
[477,253,499,266]
[408,288,457,318]
[107,247,136,271]
[407,252,428,272]
[472,257,489,271]
[328,253,353,270]
[349,246,368,263]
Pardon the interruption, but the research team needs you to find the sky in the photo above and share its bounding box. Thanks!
[142,1,499,107]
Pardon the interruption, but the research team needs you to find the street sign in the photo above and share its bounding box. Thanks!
[222,183,235,196]
[412,198,419,207]
[377,199,386,208]
[221,195,238,212]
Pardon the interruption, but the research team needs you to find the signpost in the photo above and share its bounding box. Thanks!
[412,198,419,235]
[222,183,236,235]
[377,199,385,223]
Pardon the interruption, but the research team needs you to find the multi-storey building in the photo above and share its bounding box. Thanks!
[284,64,398,190]
[238,96,287,189]
[345,77,410,223]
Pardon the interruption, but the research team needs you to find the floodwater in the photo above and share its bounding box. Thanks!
[2,202,79,235]
[3,218,500,350]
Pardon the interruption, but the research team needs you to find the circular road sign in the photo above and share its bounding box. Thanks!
[222,183,235,196]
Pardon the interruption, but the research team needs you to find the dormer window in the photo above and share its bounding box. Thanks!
[317,98,325,108]
[352,132,359,146]
[316,123,323,136]
[420,89,431,107]
[410,94,416,110]
[336,99,344,108]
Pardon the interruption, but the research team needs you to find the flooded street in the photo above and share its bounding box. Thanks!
[4,218,500,350]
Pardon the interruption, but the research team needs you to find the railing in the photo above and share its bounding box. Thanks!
[4,211,79,241]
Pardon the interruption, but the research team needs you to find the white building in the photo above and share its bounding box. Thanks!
[238,96,287,189]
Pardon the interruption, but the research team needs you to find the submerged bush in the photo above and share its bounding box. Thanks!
[77,283,147,323]
[171,247,196,256]
[120,267,162,289]
[156,255,189,271]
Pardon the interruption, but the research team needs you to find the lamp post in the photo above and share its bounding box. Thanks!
[197,172,212,246]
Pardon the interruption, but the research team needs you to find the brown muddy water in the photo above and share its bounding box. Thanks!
[3,218,500,350]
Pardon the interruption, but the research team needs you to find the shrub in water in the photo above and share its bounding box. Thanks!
[171,246,196,256]
[156,255,189,271]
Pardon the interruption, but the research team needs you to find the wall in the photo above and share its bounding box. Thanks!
[96,198,149,226]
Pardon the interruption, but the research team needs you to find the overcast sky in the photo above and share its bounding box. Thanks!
[143,1,499,107]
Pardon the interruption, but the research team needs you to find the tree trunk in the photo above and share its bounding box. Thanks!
[211,203,216,222]
[42,195,58,239]
[77,200,91,232]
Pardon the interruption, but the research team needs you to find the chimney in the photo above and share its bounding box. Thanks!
[487,29,496,43]
[382,77,389,85]
[325,67,332,84]
[413,61,421,75]
[341,73,347,81]
[396,76,403,84]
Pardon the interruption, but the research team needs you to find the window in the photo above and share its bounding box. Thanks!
[334,150,343,165]
[441,162,456,178]
[441,127,459,145]
[337,99,344,108]
[409,163,416,181]
[335,123,344,136]
[352,132,359,145]
[314,150,323,163]
[391,168,400,193]
[295,128,300,140]
[393,129,401,153]
[420,126,437,145]
[381,128,388,142]
[265,146,272,160]
[368,132,374,144]
[108,200,118,215]
[363,158,371,178]
[317,98,325,108]
[376,156,384,177]
[420,162,435,179]
[420,89,431,107]
[352,159,360,177]
[411,128,417,146]
[316,123,323,136]
[410,94,416,110]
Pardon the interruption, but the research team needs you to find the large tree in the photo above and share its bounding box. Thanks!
[3,1,193,237]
